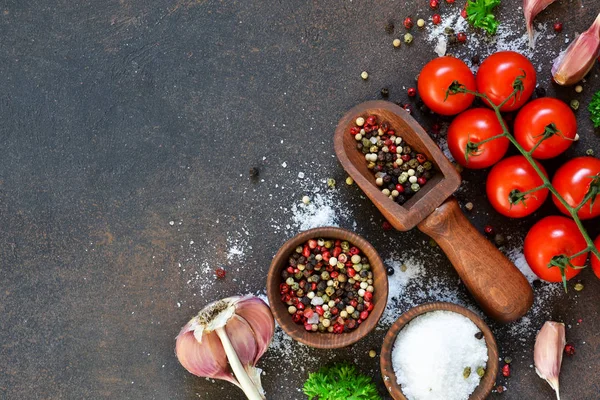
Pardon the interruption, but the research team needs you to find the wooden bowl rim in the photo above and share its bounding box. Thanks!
[333,100,461,231]
[380,302,498,400]
[266,227,388,349]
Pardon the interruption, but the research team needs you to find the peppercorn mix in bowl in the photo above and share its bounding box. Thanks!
[380,302,498,400]
[267,227,388,349]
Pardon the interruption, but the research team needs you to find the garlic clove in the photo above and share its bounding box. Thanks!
[523,0,557,48]
[534,321,566,400]
[175,323,240,387]
[235,296,275,363]
[225,314,258,367]
[552,13,600,86]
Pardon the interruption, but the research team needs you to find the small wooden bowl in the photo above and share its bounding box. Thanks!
[380,302,498,400]
[266,227,388,349]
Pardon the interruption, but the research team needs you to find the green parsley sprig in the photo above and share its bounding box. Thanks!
[589,90,600,128]
[302,363,381,400]
[466,0,501,35]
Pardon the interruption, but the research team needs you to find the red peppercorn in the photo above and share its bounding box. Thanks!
[315,305,324,316]
[457,32,467,43]
[416,153,427,164]
[311,282,317,291]
[322,251,330,262]
[364,291,373,302]
[363,124,372,133]
[296,302,305,311]
[553,22,563,33]
[215,267,226,279]
[333,324,344,334]
[347,319,357,329]
[446,0,455,3]
[496,385,505,393]
[484,225,495,236]
[350,299,358,308]
[502,364,510,377]
[345,261,353,267]
[403,17,413,29]
[401,154,411,162]
[430,0,439,9]
[461,8,467,18]
[403,104,413,114]
[281,294,291,303]
[302,245,310,258]
[366,116,377,126]
[331,307,339,315]
[432,14,441,25]
[347,267,357,277]
[334,239,341,246]
[280,283,290,293]
[353,282,361,290]
[577,318,583,324]
[292,297,300,305]
[382,221,393,231]
[332,246,342,258]
[384,139,393,146]
[387,129,396,136]
[349,246,360,255]
[565,344,575,355]
[407,87,417,97]
[396,184,404,192]
[330,271,339,279]
[360,310,369,320]
[431,122,441,133]
[417,177,427,185]
[304,323,312,331]
[308,239,317,249]
[292,312,302,324]
[389,145,397,153]
[350,126,360,135]
[286,266,294,274]
[367,302,374,311]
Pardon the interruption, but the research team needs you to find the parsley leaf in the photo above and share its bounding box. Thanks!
[466,0,501,35]
[302,363,381,400]
[589,90,600,128]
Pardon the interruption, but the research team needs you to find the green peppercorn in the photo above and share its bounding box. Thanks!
[570,99,580,110]
[423,161,433,170]
[327,178,336,189]
[463,367,471,379]
[403,145,412,154]
[398,172,409,183]
[400,264,407,272]
[586,149,594,156]
[477,366,485,377]
[404,32,413,44]
[325,286,335,296]
[411,183,420,192]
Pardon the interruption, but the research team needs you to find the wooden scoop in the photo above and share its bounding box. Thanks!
[334,101,533,323]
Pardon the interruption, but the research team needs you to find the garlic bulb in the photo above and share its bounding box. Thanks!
[534,321,566,400]
[176,295,274,400]
[552,13,600,86]
[523,0,557,48]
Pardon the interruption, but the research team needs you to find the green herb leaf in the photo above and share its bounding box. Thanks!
[303,363,381,400]
[588,90,600,128]
[466,0,501,35]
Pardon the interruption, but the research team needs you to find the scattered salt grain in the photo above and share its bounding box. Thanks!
[298,172,305,179]
[392,311,488,400]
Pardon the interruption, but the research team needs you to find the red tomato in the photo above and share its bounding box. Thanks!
[524,216,587,283]
[514,98,577,159]
[447,108,509,169]
[486,156,549,218]
[552,156,600,220]
[418,56,475,116]
[592,235,600,279]
[476,51,536,112]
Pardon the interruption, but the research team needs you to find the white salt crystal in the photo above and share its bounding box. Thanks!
[298,172,305,179]
[311,297,324,306]
[392,311,488,400]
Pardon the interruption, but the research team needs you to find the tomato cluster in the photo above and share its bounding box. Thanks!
[418,52,600,284]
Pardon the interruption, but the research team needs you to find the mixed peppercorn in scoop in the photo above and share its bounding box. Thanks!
[351,114,436,205]
[280,238,375,334]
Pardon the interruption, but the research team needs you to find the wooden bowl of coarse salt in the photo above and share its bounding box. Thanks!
[380,302,498,400]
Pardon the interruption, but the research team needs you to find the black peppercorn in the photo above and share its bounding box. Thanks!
[384,20,395,34]
[475,331,484,340]
[381,87,390,98]
[386,267,395,275]
[471,54,480,65]
[535,86,546,98]
[249,167,259,178]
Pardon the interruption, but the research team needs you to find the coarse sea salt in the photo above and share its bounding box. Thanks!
[392,310,488,400]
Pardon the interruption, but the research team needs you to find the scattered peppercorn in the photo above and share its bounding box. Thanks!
[457,32,467,43]
[570,99,580,110]
[302,195,311,204]
[432,14,441,25]
[361,71,369,80]
[475,331,484,340]
[502,364,510,377]
[369,349,377,358]
[327,178,336,189]
[417,18,425,28]
[280,237,375,334]
[446,0,455,3]
[381,88,390,98]
[575,85,583,93]
[574,283,584,291]
[496,385,505,393]
[215,267,226,279]
[403,17,413,29]
[564,344,575,355]
[384,20,395,34]
[346,177,354,185]
[447,33,457,45]
[586,148,595,156]
[386,266,395,276]
[476,366,485,377]
[464,202,474,211]
[382,221,393,231]
[463,367,471,379]
[553,22,563,33]
[471,54,481,65]
[484,225,495,236]
[494,233,506,247]
[460,8,467,19]
[407,87,417,97]
[430,0,439,9]
[535,86,546,98]
[249,166,259,178]
[393,38,401,48]
[404,32,413,44]
[504,357,512,364]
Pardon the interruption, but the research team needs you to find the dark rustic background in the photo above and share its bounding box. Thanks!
[1,0,599,399]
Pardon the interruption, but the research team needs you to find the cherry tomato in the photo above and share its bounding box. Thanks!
[476,51,536,112]
[552,156,600,220]
[486,155,549,218]
[592,235,600,279]
[447,108,509,169]
[418,56,475,116]
[514,98,577,159]
[524,216,588,282]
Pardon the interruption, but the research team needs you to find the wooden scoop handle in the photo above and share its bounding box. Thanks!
[417,197,533,323]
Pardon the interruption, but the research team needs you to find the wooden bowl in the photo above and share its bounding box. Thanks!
[266,227,388,349]
[334,100,461,232]
[380,302,498,400]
